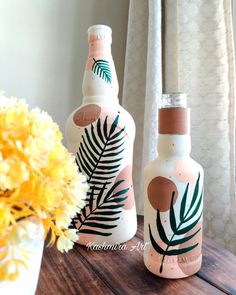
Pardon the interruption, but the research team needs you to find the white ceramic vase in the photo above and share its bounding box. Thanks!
[0,218,44,295]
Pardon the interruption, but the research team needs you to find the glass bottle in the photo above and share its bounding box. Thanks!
[66,25,137,246]
[144,93,204,278]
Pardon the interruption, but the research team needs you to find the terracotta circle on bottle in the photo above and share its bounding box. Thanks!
[73,104,101,127]
[147,176,178,212]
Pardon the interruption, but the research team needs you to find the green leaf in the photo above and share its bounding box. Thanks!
[104,180,124,201]
[107,136,126,146]
[169,192,177,232]
[75,157,82,172]
[85,128,100,155]
[156,210,169,245]
[94,169,120,175]
[103,116,108,140]
[105,141,125,152]
[110,127,125,140]
[89,186,95,212]
[86,216,120,222]
[81,135,98,163]
[180,183,189,221]
[97,164,121,170]
[78,149,92,173]
[83,222,117,229]
[165,243,199,255]
[148,224,165,255]
[149,173,203,274]
[108,196,128,203]
[79,229,112,236]
[96,183,106,207]
[169,227,201,246]
[92,59,112,84]
[76,152,91,177]
[103,149,125,157]
[73,112,127,236]
[92,175,115,181]
[176,212,202,235]
[111,188,129,198]
[93,211,122,216]
[79,144,96,167]
[97,118,105,144]
[187,173,200,214]
[89,180,112,186]
[81,207,86,219]
[91,124,102,150]
[99,158,123,164]
[109,114,119,136]
[73,213,82,224]
[184,191,203,223]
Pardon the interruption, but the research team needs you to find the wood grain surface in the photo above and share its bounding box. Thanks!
[36,216,236,295]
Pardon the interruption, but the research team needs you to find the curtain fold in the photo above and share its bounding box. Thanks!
[123,0,236,253]
[122,0,149,213]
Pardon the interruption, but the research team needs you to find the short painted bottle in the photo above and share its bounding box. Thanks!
[144,93,204,278]
[66,25,137,246]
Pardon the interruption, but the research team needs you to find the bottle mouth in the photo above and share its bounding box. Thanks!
[161,92,187,108]
[88,25,112,44]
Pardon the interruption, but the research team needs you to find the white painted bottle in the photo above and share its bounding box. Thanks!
[66,25,137,246]
[144,93,204,278]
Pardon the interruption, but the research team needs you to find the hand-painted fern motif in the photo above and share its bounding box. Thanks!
[75,113,125,188]
[71,113,127,235]
[92,58,112,83]
[149,173,203,273]
[76,180,128,236]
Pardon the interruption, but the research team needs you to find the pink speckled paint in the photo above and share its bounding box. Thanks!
[144,93,204,278]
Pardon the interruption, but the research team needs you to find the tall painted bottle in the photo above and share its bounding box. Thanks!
[144,93,204,278]
[66,25,137,246]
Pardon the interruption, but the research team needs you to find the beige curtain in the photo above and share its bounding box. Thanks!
[123,0,236,253]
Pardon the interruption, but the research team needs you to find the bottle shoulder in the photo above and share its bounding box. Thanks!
[65,101,135,142]
[67,100,135,123]
[144,155,203,181]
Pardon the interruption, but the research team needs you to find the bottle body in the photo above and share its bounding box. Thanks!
[144,94,204,278]
[65,25,137,245]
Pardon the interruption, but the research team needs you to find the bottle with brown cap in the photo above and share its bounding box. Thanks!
[144,93,204,278]
[66,25,137,246]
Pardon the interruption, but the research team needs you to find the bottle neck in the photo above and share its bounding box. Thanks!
[157,106,191,157]
[82,36,119,102]
[157,134,191,157]
[82,95,119,106]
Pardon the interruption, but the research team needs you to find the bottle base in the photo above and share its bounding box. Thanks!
[144,254,202,279]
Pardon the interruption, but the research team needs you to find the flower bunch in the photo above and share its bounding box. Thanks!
[0,92,88,281]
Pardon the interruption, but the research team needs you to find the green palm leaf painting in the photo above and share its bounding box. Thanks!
[71,112,127,235]
[149,173,203,273]
[75,113,125,188]
[75,180,128,236]
[92,58,112,84]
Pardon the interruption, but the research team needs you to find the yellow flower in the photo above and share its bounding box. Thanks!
[0,91,88,281]
[0,157,29,190]
[0,202,11,235]
[56,229,78,253]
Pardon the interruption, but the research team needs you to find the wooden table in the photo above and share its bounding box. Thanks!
[37,216,236,295]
